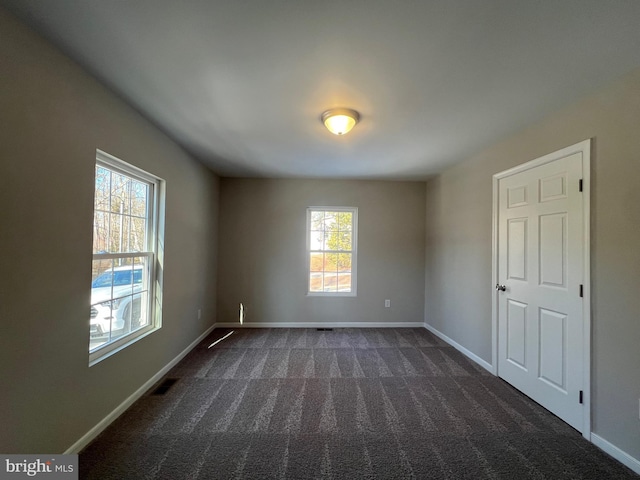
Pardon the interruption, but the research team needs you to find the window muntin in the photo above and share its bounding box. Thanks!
[307,207,357,295]
[90,150,162,363]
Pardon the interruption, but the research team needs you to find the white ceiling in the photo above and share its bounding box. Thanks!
[3,0,640,179]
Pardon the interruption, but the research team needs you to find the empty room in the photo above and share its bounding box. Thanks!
[1,1,639,479]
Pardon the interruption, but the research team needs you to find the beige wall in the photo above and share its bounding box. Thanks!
[217,179,426,326]
[0,10,220,453]
[425,68,640,459]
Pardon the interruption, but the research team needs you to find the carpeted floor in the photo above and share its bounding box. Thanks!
[80,328,638,479]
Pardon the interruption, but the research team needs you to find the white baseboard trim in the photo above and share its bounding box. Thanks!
[423,322,495,374]
[64,324,216,454]
[214,322,425,329]
[591,434,640,475]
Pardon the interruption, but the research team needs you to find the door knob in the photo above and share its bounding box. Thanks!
[495,284,506,292]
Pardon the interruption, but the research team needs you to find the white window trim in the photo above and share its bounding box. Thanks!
[89,149,164,366]
[306,206,358,297]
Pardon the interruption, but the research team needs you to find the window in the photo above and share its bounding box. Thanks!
[307,207,357,295]
[89,150,163,364]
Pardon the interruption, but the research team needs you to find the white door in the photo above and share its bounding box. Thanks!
[495,142,589,433]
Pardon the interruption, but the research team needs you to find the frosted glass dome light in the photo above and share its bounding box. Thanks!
[321,108,360,135]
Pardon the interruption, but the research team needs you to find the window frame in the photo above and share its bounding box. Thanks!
[89,149,163,365]
[306,206,358,297]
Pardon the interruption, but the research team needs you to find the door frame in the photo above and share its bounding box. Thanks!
[491,139,591,439]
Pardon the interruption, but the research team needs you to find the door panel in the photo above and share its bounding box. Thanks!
[507,184,528,208]
[539,213,567,288]
[538,308,567,391]
[507,218,528,280]
[497,150,584,431]
[507,300,527,370]
[540,173,567,202]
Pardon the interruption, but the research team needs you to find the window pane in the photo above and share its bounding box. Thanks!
[118,289,148,335]
[116,262,135,298]
[310,211,324,231]
[122,216,132,253]
[90,258,116,352]
[337,253,351,272]
[110,173,130,212]
[137,290,150,329]
[91,258,114,288]
[323,273,338,292]
[119,258,148,332]
[338,212,353,232]
[309,272,323,292]
[130,217,147,252]
[132,255,149,290]
[94,166,111,212]
[131,181,148,217]
[113,270,132,287]
[121,177,132,216]
[310,253,323,272]
[93,211,109,254]
[324,213,337,233]
[109,213,125,253]
[89,301,114,351]
[108,311,126,343]
[325,253,338,271]
[323,231,334,251]
[337,231,352,251]
[310,231,323,251]
[337,274,352,292]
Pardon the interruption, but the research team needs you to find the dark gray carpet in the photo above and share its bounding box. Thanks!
[80,328,638,479]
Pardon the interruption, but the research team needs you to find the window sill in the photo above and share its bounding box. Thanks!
[89,325,160,366]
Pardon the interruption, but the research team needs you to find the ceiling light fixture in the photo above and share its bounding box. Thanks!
[321,108,360,135]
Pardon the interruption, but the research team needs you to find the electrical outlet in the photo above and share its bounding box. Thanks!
[385,299,391,308]
[198,309,202,320]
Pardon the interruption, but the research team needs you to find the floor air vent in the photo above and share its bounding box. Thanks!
[151,378,179,395]
[316,328,334,331]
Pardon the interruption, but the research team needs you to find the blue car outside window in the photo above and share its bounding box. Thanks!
[92,273,113,288]
[113,271,133,286]
[92,268,142,288]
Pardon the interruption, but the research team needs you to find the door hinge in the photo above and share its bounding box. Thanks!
[579,390,583,404]
[579,179,583,192]
[580,285,584,297]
